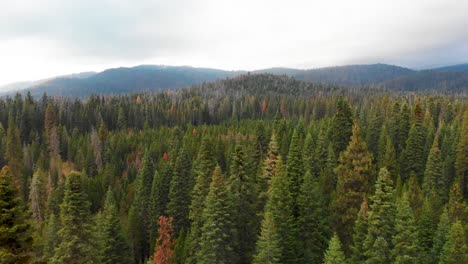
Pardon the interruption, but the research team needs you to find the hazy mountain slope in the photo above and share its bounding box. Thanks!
[430,63,468,72]
[21,66,238,97]
[381,70,468,92]
[293,63,415,86]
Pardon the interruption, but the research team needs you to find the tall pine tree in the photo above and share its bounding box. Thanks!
[196,166,238,264]
[332,121,373,251]
[0,166,32,263]
[51,172,98,264]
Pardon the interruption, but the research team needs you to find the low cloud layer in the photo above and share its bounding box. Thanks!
[1,0,468,85]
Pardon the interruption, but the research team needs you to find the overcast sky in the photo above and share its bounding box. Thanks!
[1,0,468,86]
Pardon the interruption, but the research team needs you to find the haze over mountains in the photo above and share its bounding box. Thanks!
[2,63,467,97]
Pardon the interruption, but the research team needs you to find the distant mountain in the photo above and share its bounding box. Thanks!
[3,63,467,97]
[15,66,239,97]
[430,63,468,72]
[293,63,416,86]
[381,70,468,92]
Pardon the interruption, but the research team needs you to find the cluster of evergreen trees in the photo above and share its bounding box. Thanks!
[0,74,466,263]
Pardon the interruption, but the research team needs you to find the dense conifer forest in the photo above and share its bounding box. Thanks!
[0,74,467,263]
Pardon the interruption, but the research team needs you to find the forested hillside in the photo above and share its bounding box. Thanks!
[4,63,468,98]
[0,74,467,263]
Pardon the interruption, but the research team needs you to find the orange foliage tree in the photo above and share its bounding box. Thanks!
[152,216,175,264]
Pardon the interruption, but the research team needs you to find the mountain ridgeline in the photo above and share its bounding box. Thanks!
[2,63,468,97]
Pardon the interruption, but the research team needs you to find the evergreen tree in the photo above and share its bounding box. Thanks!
[0,166,32,263]
[128,152,154,263]
[455,110,467,196]
[417,198,437,262]
[51,172,98,264]
[431,207,450,264]
[395,103,410,155]
[298,171,329,263]
[286,128,304,217]
[379,135,398,180]
[186,136,216,262]
[43,213,59,261]
[6,114,24,198]
[196,166,237,264]
[228,142,257,264]
[101,189,132,264]
[330,96,354,156]
[350,198,369,264]
[167,146,192,235]
[302,132,316,178]
[391,193,420,264]
[263,157,299,264]
[423,138,444,199]
[364,168,396,264]
[323,233,347,264]
[439,221,467,264]
[258,133,280,216]
[332,121,373,250]
[253,212,282,264]
[401,104,427,182]
[446,182,466,223]
[149,168,172,253]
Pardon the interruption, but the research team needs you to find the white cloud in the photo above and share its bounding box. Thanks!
[0,0,467,85]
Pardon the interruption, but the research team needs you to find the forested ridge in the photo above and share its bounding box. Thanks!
[0,74,467,263]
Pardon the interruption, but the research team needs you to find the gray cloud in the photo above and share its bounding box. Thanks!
[1,0,468,84]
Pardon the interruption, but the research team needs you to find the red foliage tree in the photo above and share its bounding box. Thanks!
[153,216,175,264]
[261,99,267,114]
[163,152,170,161]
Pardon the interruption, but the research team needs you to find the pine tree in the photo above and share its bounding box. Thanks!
[101,189,132,264]
[417,198,437,262]
[391,193,420,264]
[423,138,444,199]
[128,152,154,263]
[167,146,192,235]
[51,172,98,263]
[186,136,216,262]
[366,236,390,264]
[439,221,467,264]
[350,198,369,264]
[43,213,59,260]
[228,142,257,264]
[330,96,354,156]
[152,216,175,264]
[363,168,396,264]
[446,182,466,223]
[431,207,450,264]
[455,110,468,196]
[302,132,316,178]
[286,129,304,217]
[332,121,373,250]
[6,114,24,198]
[379,135,398,180]
[196,166,237,264]
[298,171,329,263]
[401,104,427,182]
[253,212,282,264]
[323,233,347,264]
[0,166,33,263]
[149,168,172,253]
[258,133,280,216]
[395,103,410,156]
[263,157,299,264]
